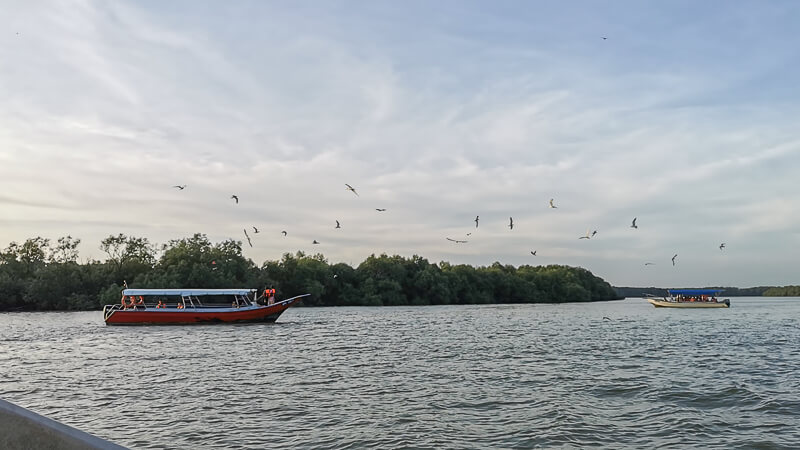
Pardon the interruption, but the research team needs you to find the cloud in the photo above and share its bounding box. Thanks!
[1,1,799,287]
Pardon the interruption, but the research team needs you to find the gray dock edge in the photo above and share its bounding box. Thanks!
[0,398,127,450]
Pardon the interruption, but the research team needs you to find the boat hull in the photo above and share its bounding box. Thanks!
[104,296,304,325]
[648,298,730,308]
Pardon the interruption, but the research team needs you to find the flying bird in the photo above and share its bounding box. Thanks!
[335,220,341,229]
[253,227,259,234]
[549,198,557,209]
[591,230,598,238]
[601,37,608,40]
[631,217,638,229]
[231,195,239,204]
[530,250,537,256]
[475,215,479,228]
[172,185,186,190]
[446,237,468,243]
[312,240,320,244]
[644,262,655,266]
[466,233,472,236]
[345,184,359,196]
[719,243,726,250]
[281,231,287,236]
[243,229,252,248]
[509,217,514,230]
[579,229,591,239]
[375,208,386,212]
[672,254,678,266]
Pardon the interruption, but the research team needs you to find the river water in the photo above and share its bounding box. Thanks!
[1,297,799,449]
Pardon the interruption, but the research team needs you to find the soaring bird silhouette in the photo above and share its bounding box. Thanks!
[644,262,655,266]
[601,37,608,40]
[591,230,598,238]
[375,208,386,212]
[243,229,252,247]
[579,229,591,239]
[172,185,186,190]
[466,232,472,236]
[253,227,259,234]
[631,217,638,229]
[281,230,287,236]
[231,195,239,204]
[530,250,537,256]
[345,184,359,196]
[475,215,479,228]
[446,237,468,243]
[549,198,558,209]
[672,254,678,266]
[719,243,726,250]
[335,220,341,229]
[509,217,514,230]
[312,240,320,244]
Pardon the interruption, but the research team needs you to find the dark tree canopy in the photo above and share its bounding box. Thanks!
[0,234,624,311]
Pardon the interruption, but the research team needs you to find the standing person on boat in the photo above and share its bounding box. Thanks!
[268,288,276,305]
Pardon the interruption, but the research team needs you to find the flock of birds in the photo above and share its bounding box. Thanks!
[171,183,728,268]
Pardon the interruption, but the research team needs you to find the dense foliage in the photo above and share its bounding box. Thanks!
[762,286,800,296]
[0,233,621,311]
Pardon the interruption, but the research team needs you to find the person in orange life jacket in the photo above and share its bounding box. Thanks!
[267,288,276,305]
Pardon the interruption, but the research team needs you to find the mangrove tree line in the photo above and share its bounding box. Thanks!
[0,233,621,311]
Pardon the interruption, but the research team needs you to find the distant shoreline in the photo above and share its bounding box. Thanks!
[614,286,800,297]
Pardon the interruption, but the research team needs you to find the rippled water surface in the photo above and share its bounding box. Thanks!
[2,297,800,449]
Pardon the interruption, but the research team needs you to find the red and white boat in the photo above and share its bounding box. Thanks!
[103,289,308,325]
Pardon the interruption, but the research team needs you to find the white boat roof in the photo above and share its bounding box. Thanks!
[122,289,256,296]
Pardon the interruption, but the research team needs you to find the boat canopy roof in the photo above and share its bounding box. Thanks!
[668,289,723,295]
[123,289,256,296]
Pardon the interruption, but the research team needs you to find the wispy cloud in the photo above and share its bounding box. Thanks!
[1,1,799,287]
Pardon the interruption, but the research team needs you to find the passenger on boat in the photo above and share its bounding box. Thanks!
[177,302,184,309]
[268,288,276,305]
[156,300,164,309]
[127,296,137,309]
[232,299,239,308]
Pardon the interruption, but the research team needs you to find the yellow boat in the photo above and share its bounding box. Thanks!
[647,289,730,308]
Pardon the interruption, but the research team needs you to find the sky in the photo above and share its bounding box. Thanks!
[2,0,800,288]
